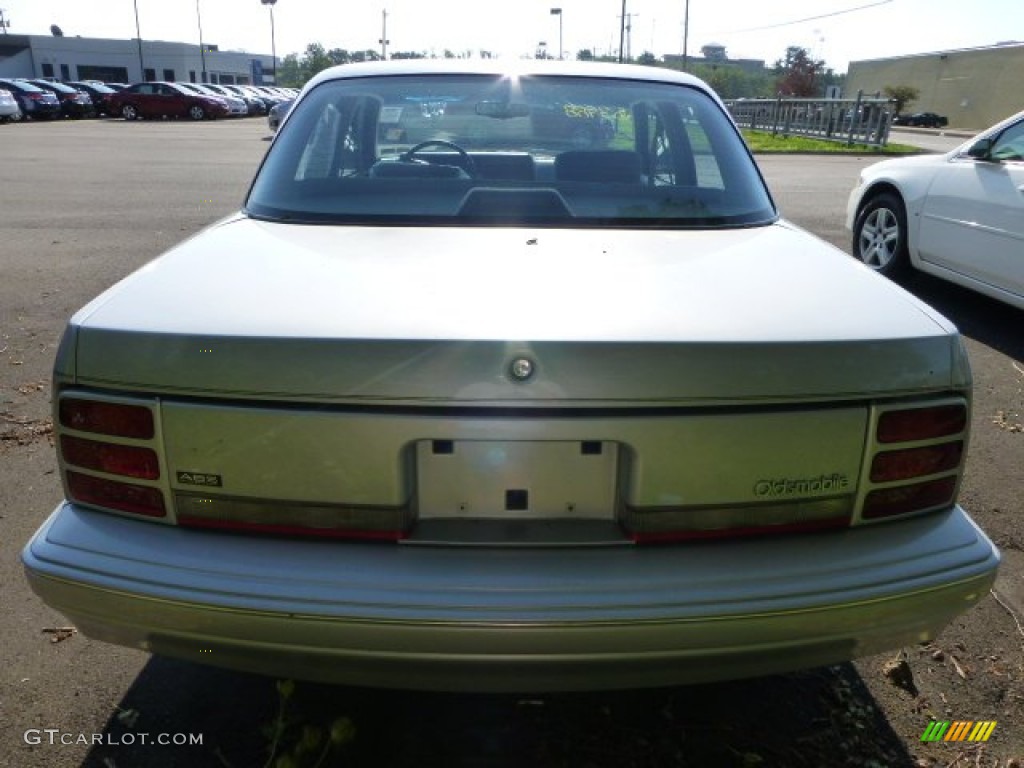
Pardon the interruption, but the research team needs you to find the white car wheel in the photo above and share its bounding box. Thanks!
[853,192,908,278]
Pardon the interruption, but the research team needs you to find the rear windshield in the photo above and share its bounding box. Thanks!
[3,80,43,92]
[246,74,776,228]
[75,82,115,94]
[42,82,79,93]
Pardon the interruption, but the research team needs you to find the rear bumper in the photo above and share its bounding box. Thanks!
[23,502,998,691]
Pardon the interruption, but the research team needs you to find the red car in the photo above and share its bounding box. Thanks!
[108,81,230,121]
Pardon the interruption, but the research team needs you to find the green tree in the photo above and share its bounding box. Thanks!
[276,53,302,87]
[576,49,595,61]
[302,43,334,81]
[883,85,920,115]
[636,51,657,66]
[690,64,751,99]
[673,61,775,99]
[327,48,350,66]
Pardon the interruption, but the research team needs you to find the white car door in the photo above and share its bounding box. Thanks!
[916,118,1024,302]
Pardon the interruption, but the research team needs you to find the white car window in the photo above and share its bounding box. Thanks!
[991,120,1024,162]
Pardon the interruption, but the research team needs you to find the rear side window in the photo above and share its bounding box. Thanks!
[247,74,775,228]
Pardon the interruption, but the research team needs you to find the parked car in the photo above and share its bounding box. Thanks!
[28,79,96,118]
[66,81,120,116]
[107,81,230,121]
[24,60,999,693]
[0,88,21,122]
[267,98,293,131]
[210,83,265,115]
[893,112,948,128]
[250,85,290,105]
[849,108,1024,310]
[230,84,277,114]
[0,78,61,119]
[177,83,248,117]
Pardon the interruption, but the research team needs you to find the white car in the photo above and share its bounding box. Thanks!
[23,60,998,692]
[0,87,21,122]
[848,109,1024,309]
[178,82,248,117]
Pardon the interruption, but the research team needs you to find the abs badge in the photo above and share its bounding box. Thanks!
[177,471,223,487]
[509,357,535,381]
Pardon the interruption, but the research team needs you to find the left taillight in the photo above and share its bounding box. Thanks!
[58,393,166,518]
[861,400,967,521]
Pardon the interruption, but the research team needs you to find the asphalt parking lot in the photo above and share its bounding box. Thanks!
[1,118,1021,767]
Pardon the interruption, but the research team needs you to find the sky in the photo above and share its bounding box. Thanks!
[1,0,1021,73]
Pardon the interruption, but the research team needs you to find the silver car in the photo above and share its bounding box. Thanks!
[0,87,21,122]
[23,60,998,692]
[267,98,293,132]
[178,82,248,117]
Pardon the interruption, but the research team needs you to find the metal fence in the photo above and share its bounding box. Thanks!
[725,91,897,147]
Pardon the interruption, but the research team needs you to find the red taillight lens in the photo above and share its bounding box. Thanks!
[67,471,166,518]
[863,476,958,519]
[877,404,966,443]
[862,401,967,522]
[60,398,154,439]
[61,435,160,480]
[870,441,963,483]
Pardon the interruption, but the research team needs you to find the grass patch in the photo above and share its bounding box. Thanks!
[742,130,919,155]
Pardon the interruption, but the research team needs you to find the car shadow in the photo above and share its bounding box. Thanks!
[898,272,1024,363]
[80,658,916,767]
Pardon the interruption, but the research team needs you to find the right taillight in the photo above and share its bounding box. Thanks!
[862,401,967,521]
[58,393,166,519]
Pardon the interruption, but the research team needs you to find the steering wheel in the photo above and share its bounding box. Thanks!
[400,140,478,178]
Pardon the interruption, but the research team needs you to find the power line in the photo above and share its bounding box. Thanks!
[724,0,893,34]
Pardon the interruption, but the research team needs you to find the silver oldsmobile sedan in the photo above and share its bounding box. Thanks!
[23,60,998,692]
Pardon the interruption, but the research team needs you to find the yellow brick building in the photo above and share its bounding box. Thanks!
[845,43,1024,131]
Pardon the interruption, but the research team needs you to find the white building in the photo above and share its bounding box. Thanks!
[0,33,276,85]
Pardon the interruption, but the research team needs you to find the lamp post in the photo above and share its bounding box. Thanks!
[196,0,207,81]
[261,0,277,84]
[550,8,562,60]
[379,9,389,60]
[682,0,690,70]
[132,0,145,80]
[618,0,626,63]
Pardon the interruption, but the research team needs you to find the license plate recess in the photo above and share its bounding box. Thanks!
[416,439,618,520]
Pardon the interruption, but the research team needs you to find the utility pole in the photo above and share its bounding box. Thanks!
[624,12,639,61]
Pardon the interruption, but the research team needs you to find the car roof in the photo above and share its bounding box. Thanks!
[306,59,711,93]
